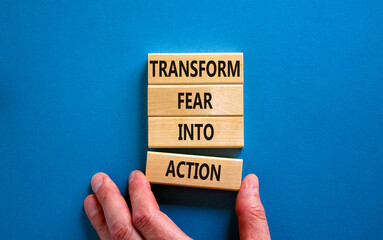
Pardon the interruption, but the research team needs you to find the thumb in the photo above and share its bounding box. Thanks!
[128,170,192,240]
[236,174,271,240]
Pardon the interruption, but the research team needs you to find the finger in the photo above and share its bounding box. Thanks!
[84,194,111,240]
[128,170,191,240]
[236,174,271,240]
[91,172,143,240]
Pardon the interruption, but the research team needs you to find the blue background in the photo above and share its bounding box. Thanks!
[1,1,382,239]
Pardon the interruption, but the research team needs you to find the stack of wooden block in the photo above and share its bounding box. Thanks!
[146,53,244,191]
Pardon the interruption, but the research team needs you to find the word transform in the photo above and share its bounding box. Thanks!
[148,53,243,84]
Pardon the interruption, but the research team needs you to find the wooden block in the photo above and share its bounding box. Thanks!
[148,85,243,116]
[148,117,244,148]
[146,151,242,191]
[148,53,243,85]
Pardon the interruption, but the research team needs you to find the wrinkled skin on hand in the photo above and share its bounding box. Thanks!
[84,171,271,240]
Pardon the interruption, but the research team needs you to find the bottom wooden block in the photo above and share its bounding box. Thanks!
[145,151,243,191]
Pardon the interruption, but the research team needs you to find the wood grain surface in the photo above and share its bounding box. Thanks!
[146,151,243,191]
[148,116,244,148]
[148,53,243,84]
[148,84,243,116]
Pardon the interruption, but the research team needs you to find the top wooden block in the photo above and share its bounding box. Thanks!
[148,53,243,85]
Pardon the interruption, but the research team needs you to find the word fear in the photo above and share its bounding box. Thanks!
[178,92,212,109]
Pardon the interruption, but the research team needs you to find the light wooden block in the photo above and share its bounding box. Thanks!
[148,117,244,148]
[148,53,243,85]
[148,84,243,116]
[146,151,242,191]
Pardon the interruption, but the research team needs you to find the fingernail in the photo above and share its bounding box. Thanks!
[91,174,103,193]
[89,207,99,218]
[86,198,99,218]
[249,185,259,195]
[243,175,259,194]
[129,171,136,184]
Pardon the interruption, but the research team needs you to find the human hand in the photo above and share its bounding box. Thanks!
[84,171,271,240]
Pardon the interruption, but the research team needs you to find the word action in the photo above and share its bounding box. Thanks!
[146,151,243,191]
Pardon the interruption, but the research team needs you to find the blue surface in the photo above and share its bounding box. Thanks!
[1,1,382,239]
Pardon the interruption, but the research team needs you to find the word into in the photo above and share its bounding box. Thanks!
[178,123,214,140]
